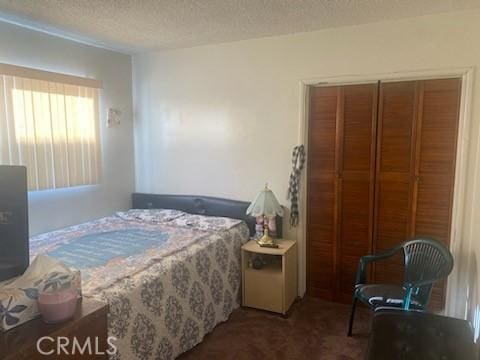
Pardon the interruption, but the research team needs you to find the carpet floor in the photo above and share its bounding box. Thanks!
[179,296,372,360]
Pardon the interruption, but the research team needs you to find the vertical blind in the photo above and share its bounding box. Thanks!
[0,69,101,191]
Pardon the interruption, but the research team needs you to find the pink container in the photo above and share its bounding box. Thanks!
[38,288,78,324]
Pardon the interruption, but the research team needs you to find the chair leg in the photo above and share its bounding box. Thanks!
[403,287,413,310]
[347,296,358,337]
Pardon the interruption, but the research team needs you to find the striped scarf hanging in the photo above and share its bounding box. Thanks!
[287,145,306,227]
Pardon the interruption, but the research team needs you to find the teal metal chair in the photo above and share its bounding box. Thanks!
[347,238,454,336]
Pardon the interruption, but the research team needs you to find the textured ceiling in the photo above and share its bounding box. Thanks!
[0,0,479,53]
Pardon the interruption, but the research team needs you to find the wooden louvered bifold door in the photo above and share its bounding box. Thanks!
[307,86,338,300]
[307,78,461,309]
[373,81,419,288]
[307,84,377,302]
[409,78,461,310]
[372,78,461,311]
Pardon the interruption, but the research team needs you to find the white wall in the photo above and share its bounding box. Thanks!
[133,9,480,325]
[0,21,135,235]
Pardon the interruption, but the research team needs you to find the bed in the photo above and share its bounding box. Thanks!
[29,193,282,359]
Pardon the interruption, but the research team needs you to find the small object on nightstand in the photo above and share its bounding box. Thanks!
[254,216,264,239]
[267,216,277,238]
[241,239,297,315]
[252,255,263,270]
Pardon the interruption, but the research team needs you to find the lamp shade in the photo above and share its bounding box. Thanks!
[246,185,284,217]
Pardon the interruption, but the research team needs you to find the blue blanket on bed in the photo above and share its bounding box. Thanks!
[46,229,169,269]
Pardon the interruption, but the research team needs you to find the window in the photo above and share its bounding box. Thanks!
[0,64,102,191]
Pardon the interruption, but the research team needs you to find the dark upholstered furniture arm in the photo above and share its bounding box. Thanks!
[366,310,477,360]
[355,245,404,285]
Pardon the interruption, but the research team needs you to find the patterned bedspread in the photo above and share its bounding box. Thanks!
[30,210,250,359]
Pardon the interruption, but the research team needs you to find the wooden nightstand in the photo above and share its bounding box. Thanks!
[241,239,297,315]
[0,298,108,359]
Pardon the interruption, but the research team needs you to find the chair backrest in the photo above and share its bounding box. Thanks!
[402,238,454,305]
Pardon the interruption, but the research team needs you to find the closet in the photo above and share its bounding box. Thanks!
[306,78,461,310]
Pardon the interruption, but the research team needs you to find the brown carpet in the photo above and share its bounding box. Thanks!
[179,296,372,360]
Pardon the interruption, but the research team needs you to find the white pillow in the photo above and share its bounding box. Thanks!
[168,213,243,232]
[115,209,185,224]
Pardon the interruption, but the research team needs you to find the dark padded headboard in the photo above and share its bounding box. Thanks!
[131,193,282,238]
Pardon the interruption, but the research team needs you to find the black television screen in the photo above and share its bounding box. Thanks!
[0,165,29,282]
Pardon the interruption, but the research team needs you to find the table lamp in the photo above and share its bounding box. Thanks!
[246,184,284,248]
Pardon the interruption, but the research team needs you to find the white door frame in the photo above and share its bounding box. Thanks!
[296,67,475,316]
